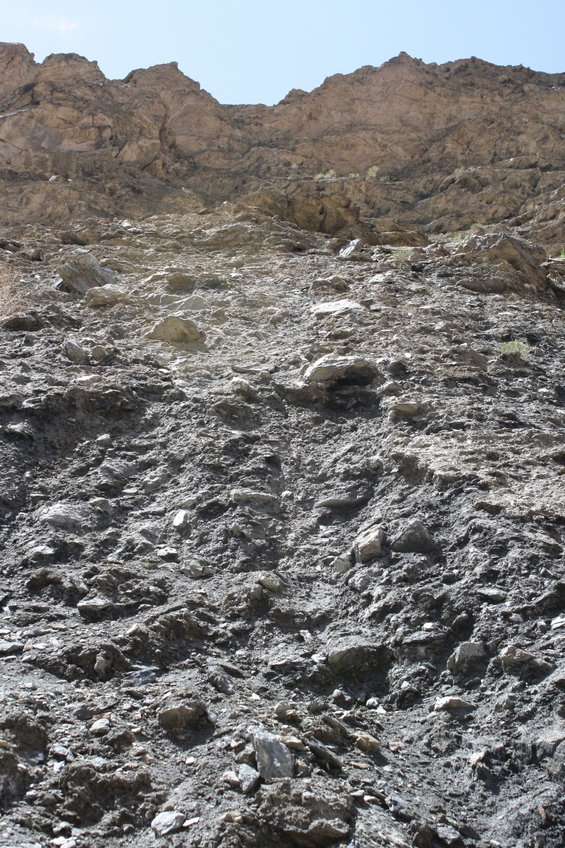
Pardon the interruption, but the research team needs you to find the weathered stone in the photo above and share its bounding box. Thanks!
[391,520,439,554]
[354,524,385,563]
[303,355,377,386]
[253,729,294,779]
[58,253,115,295]
[238,764,261,794]
[311,299,364,317]
[41,503,85,532]
[90,718,111,735]
[327,639,392,676]
[147,316,203,343]
[447,642,486,675]
[354,732,380,754]
[63,340,88,364]
[84,285,126,307]
[158,699,207,732]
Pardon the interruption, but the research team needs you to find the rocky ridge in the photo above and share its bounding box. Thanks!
[0,42,565,848]
[1,43,565,246]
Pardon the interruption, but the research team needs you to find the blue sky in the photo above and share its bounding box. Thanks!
[1,0,563,105]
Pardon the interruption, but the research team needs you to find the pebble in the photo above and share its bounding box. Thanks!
[63,340,88,364]
[90,718,111,736]
[158,698,207,731]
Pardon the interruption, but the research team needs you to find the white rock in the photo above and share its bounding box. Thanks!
[41,503,84,532]
[257,573,282,592]
[77,596,114,617]
[311,299,364,317]
[338,239,364,258]
[173,510,190,531]
[151,811,186,837]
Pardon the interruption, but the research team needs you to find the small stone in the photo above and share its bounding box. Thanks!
[41,503,85,532]
[238,763,261,794]
[338,238,364,258]
[389,400,423,420]
[182,560,215,579]
[354,524,385,563]
[0,640,23,656]
[499,644,537,670]
[90,718,111,736]
[274,702,301,723]
[307,738,343,771]
[331,554,353,574]
[77,596,115,619]
[158,698,207,731]
[222,770,240,788]
[257,572,282,592]
[391,520,439,554]
[354,732,380,754]
[91,344,112,362]
[50,743,74,762]
[151,811,186,837]
[63,339,88,364]
[435,824,463,846]
[253,729,294,779]
[327,639,392,676]
[477,586,507,603]
[311,299,364,317]
[84,284,126,307]
[434,697,477,712]
[303,354,377,386]
[173,510,191,531]
[447,641,486,674]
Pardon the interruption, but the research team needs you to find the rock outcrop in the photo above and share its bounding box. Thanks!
[1,43,565,244]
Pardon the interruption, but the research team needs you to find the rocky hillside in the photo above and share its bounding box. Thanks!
[1,42,565,848]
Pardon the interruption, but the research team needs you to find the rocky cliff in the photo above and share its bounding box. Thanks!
[1,42,565,848]
[1,43,565,245]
